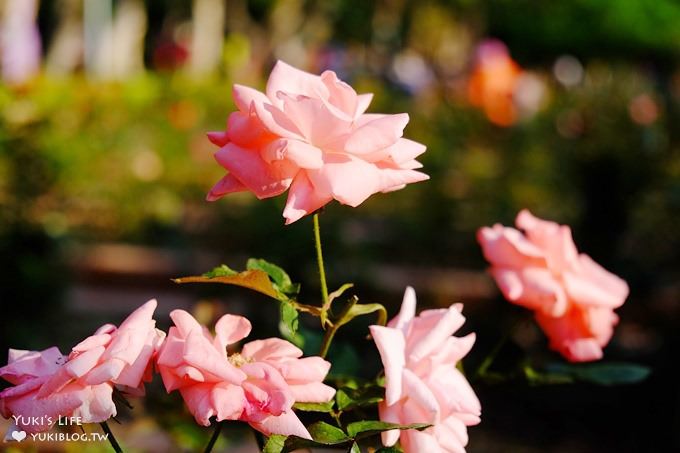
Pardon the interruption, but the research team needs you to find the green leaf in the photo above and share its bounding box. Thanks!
[346,421,431,439]
[272,422,350,452]
[292,400,335,413]
[322,283,354,326]
[262,423,353,453]
[307,422,351,443]
[523,365,574,385]
[262,434,286,453]
[174,268,281,300]
[349,442,361,453]
[281,438,348,452]
[544,362,651,386]
[202,264,238,278]
[336,302,388,328]
[279,300,303,347]
[328,283,354,304]
[279,300,305,348]
[246,258,299,296]
[335,385,384,411]
[176,259,300,303]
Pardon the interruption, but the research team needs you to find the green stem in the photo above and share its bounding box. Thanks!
[318,325,337,359]
[100,421,123,453]
[203,420,223,453]
[313,213,330,309]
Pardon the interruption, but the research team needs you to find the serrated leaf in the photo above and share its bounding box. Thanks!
[346,421,431,439]
[335,385,384,411]
[174,269,281,300]
[308,422,351,443]
[544,362,651,386]
[292,400,335,413]
[247,258,298,296]
[269,421,427,452]
[262,434,286,453]
[274,422,351,452]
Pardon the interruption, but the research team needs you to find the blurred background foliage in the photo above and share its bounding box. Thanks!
[0,0,679,451]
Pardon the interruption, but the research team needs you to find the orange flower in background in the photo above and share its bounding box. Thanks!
[467,39,522,126]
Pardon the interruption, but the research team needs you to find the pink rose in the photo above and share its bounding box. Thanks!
[477,209,630,362]
[206,60,429,224]
[0,299,164,434]
[370,287,481,453]
[156,310,335,438]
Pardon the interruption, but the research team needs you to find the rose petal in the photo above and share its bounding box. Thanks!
[266,60,328,107]
[491,267,568,317]
[402,369,440,424]
[179,383,217,426]
[279,93,351,146]
[307,153,381,207]
[378,401,403,447]
[408,306,467,363]
[214,314,252,352]
[249,410,312,439]
[212,382,246,421]
[388,286,418,331]
[282,171,333,224]
[206,174,247,201]
[207,131,229,147]
[370,325,405,406]
[288,382,336,403]
[477,224,546,268]
[241,338,303,362]
[515,209,579,273]
[214,143,297,199]
[262,138,324,169]
[343,113,409,155]
[563,254,629,308]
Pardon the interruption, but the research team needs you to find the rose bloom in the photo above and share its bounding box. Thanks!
[0,300,164,434]
[206,60,429,224]
[477,209,630,362]
[370,287,481,453]
[156,309,335,438]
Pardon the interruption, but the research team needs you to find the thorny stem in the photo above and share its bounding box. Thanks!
[100,421,123,453]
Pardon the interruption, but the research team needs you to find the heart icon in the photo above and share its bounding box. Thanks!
[11,430,27,442]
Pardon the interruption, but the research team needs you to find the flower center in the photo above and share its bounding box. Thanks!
[227,353,252,367]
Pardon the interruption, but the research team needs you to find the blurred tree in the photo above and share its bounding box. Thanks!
[187,0,225,77]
